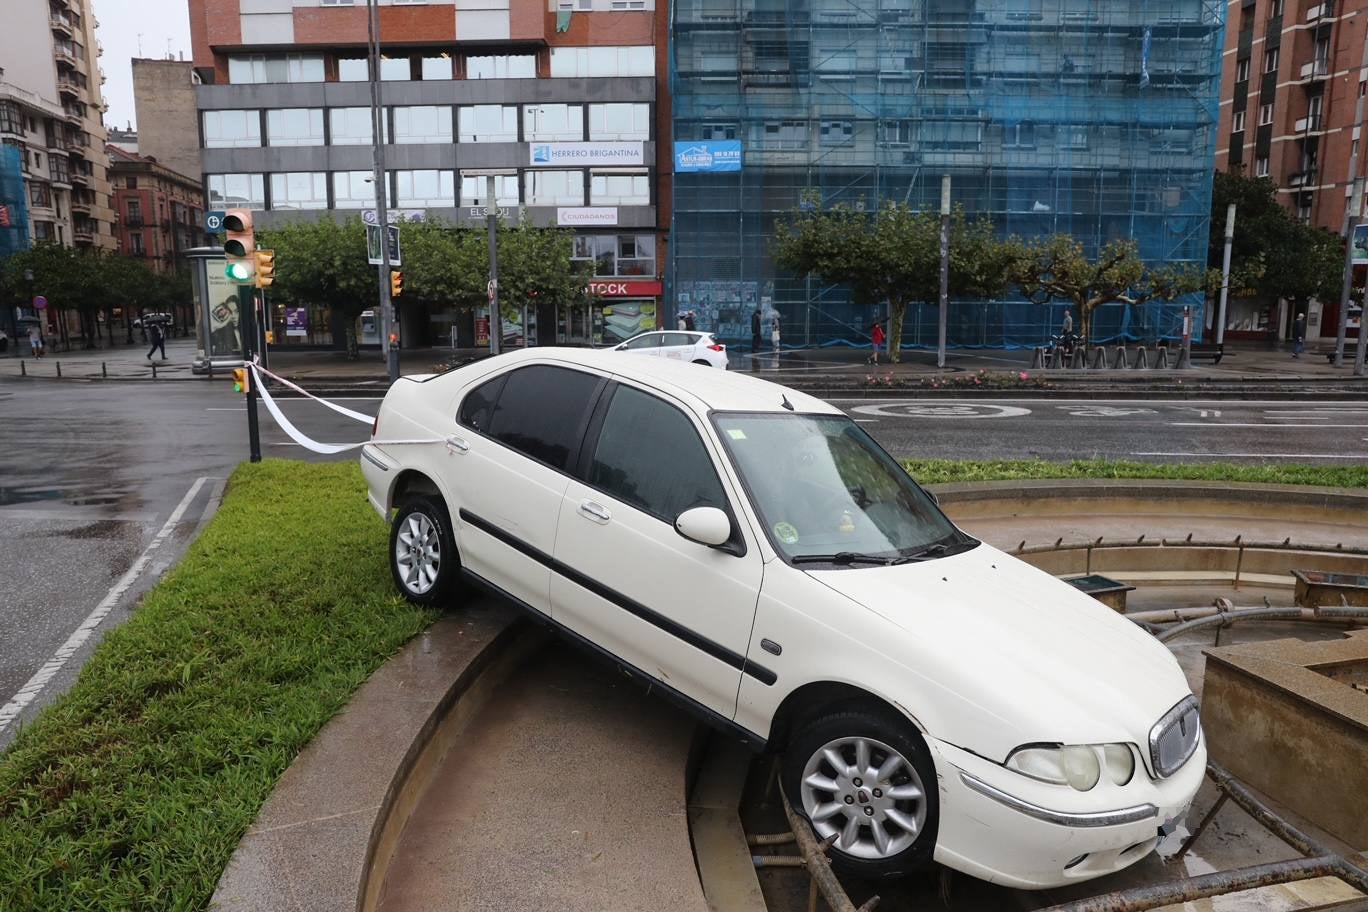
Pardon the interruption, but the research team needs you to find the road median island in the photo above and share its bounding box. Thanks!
[0,460,435,912]
[904,457,1368,489]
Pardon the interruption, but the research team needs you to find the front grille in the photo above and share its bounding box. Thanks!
[1149,695,1201,778]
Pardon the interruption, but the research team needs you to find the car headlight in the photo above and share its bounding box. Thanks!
[1006,743,1136,791]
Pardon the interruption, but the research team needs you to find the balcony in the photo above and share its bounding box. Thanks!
[1288,168,1318,187]
[69,168,88,185]
[73,224,95,243]
[1295,114,1324,133]
[49,14,73,36]
[56,76,81,99]
[71,199,91,214]
[1307,2,1332,22]
[124,215,145,228]
[1299,59,1329,82]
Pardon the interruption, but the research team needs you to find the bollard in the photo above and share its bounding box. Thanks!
[1111,345,1127,369]
[56,361,62,378]
[1154,346,1170,369]
[1031,346,1044,369]
[1089,346,1106,369]
[20,360,26,377]
[102,361,107,378]
[1131,346,1148,369]
[1048,347,1063,369]
[1069,347,1085,369]
[152,362,158,380]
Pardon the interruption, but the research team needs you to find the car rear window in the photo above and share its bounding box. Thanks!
[485,365,602,471]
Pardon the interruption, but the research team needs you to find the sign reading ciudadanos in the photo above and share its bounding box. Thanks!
[674,141,743,173]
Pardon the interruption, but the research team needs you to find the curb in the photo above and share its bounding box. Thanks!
[925,478,1368,513]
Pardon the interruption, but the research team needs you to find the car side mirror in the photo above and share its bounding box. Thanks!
[674,506,732,548]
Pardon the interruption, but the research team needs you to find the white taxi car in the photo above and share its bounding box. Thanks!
[360,348,1203,887]
[611,330,729,369]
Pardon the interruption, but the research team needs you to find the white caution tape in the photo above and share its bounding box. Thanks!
[250,361,374,424]
[248,362,442,455]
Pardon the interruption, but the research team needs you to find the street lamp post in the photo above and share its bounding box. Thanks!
[463,169,516,356]
[366,0,399,383]
[1215,203,1236,348]
[1333,177,1363,367]
[937,175,951,369]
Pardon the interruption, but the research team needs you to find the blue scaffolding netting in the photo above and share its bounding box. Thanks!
[668,0,1226,349]
[0,144,30,261]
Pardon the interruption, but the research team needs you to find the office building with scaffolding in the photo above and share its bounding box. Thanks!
[670,0,1226,349]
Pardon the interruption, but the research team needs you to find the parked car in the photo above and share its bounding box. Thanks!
[360,349,1204,887]
[611,330,728,369]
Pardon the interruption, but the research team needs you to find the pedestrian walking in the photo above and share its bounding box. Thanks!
[146,320,167,361]
[677,312,688,330]
[1291,311,1306,359]
[867,321,886,365]
[684,311,696,332]
[0,328,8,354]
[1061,309,1073,335]
[770,312,782,352]
[28,325,44,358]
[750,308,763,353]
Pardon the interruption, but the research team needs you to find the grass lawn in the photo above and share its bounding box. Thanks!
[0,460,433,912]
[904,458,1368,489]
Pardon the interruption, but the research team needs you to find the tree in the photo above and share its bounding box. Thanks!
[496,218,596,317]
[1011,235,1203,347]
[774,200,1015,361]
[258,217,373,358]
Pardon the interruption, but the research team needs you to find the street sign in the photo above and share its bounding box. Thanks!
[205,210,226,233]
[366,224,401,266]
[33,295,47,310]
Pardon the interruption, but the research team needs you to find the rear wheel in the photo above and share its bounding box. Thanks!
[389,495,464,607]
[781,707,938,879]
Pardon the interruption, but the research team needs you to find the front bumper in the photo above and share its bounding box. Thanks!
[929,737,1205,889]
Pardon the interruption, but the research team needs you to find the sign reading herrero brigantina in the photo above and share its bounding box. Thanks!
[529,142,644,167]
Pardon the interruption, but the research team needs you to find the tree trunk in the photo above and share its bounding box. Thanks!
[345,318,359,360]
[887,298,908,363]
[1079,301,1093,350]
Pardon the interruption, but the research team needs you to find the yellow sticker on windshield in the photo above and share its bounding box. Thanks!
[727,428,747,440]
[774,522,799,544]
[839,512,856,534]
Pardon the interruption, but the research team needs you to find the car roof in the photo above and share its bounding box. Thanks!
[467,347,841,415]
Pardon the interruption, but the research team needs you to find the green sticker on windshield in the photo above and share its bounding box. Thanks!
[774,522,799,544]
[727,428,747,440]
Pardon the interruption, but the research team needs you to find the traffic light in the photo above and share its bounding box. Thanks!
[254,249,275,289]
[390,270,404,298]
[231,367,250,394]
[223,209,255,284]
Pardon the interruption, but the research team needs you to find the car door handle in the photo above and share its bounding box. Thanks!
[577,500,611,524]
[445,435,470,453]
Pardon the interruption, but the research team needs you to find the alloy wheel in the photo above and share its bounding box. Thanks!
[799,735,927,860]
[395,512,441,595]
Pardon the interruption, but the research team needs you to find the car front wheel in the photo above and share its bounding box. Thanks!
[782,707,939,879]
[389,495,463,606]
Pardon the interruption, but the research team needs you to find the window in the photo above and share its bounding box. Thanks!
[203,110,261,148]
[466,54,537,79]
[458,374,507,434]
[228,54,324,84]
[421,54,453,80]
[525,170,584,206]
[1255,156,1269,177]
[1235,57,1249,82]
[590,171,648,205]
[879,119,916,147]
[524,104,584,142]
[33,221,53,242]
[270,172,328,210]
[1259,103,1273,126]
[1059,125,1087,150]
[621,333,661,350]
[392,169,454,207]
[700,122,737,141]
[1271,0,1283,14]
[0,101,22,134]
[392,106,453,144]
[1003,122,1035,148]
[1264,47,1278,74]
[266,108,324,147]
[125,175,136,189]
[616,234,654,275]
[589,386,726,522]
[1232,111,1245,133]
[610,0,647,8]
[129,232,145,254]
[459,105,517,142]
[572,234,616,275]
[338,56,369,81]
[380,54,411,81]
[814,45,857,74]
[757,120,807,149]
[549,46,654,78]
[333,170,375,209]
[461,174,519,206]
[820,120,853,146]
[329,107,375,145]
[588,103,649,141]
[126,199,141,222]
[485,366,603,470]
[49,155,69,183]
[321,0,354,5]
[207,173,265,209]
[29,182,50,207]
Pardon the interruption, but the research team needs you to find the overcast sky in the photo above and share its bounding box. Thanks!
[94,0,193,131]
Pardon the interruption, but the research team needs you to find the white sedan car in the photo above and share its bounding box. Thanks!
[611,330,728,368]
[360,349,1203,888]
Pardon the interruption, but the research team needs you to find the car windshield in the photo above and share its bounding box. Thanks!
[713,412,972,564]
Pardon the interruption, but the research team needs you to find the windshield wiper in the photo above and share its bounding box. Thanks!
[888,536,979,565]
[791,552,895,566]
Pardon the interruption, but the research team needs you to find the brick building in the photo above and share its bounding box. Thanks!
[186,0,669,350]
[108,144,206,273]
[1218,0,1367,341]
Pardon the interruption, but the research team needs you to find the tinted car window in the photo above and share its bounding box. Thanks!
[622,333,660,350]
[487,366,602,470]
[457,373,506,433]
[589,385,726,521]
[661,333,693,347]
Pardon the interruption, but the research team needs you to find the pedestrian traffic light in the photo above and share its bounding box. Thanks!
[223,209,255,284]
[254,249,275,289]
[232,367,250,393]
[390,270,404,298]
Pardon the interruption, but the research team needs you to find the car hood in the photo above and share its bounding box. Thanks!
[803,543,1192,760]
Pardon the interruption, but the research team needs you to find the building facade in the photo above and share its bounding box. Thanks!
[670,0,1225,349]
[132,58,204,182]
[108,144,207,275]
[186,0,669,350]
[1217,0,1367,340]
[0,0,115,257]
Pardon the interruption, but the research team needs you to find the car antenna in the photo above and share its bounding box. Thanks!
[781,394,795,411]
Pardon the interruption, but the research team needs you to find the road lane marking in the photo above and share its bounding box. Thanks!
[0,476,213,735]
[1134,452,1365,459]
[850,403,1032,419]
[1168,423,1368,428]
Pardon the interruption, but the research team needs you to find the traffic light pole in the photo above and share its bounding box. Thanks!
[240,289,262,464]
[367,0,399,384]
[487,174,501,357]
